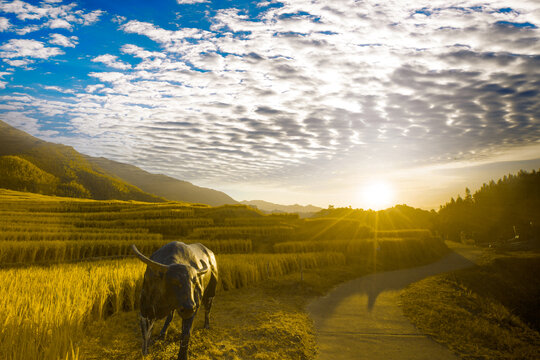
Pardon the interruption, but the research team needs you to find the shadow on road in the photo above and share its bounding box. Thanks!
[309,244,480,320]
[307,242,483,360]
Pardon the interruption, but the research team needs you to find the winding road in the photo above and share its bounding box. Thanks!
[307,242,482,360]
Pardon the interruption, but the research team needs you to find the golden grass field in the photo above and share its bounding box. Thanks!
[401,245,540,360]
[0,189,451,360]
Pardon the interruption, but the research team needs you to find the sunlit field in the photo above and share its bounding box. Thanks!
[0,0,539,357]
[401,244,540,360]
[0,189,452,359]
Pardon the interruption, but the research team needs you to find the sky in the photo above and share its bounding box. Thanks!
[0,0,539,210]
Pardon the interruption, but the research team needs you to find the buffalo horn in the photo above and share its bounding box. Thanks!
[130,244,169,274]
[197,260,209,275]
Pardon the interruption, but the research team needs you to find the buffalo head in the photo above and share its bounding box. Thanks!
[131,244,209,318]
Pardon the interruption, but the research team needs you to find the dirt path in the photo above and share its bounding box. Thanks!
[307,242,483,360]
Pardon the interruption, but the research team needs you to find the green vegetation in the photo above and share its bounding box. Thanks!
[437,169,540,244]
[0,188,449,360]
[2,126,539,360]
[401,249,540,359]
[310,170,540,248]
[311,204,436,230]
[86,156,237,206]
[0,155,60,194]
[0,120,238,205]
[0,120,163,202]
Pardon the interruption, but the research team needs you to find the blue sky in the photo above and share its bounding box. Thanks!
[0,0,539,209]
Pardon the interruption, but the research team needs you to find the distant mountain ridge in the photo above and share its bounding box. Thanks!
[241,200,322,216]
[0,120,163,202]
[86,156,237,206]
[0,120,237,205]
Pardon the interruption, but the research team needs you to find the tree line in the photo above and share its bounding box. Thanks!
[436,169,539,244]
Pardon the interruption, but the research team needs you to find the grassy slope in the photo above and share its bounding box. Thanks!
[85,156,238,206]
[0,120,164,202]
[401,248,540,359]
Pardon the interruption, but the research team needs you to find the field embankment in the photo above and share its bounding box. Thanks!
[401,246,540,359]
[0,189,451,360]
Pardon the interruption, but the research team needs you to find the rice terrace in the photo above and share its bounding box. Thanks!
[1,0,540,359]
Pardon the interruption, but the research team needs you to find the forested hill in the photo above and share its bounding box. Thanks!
[85,156,237,206]
[436,169,540,244]
[311,204,436,230]
[0,120,164,202]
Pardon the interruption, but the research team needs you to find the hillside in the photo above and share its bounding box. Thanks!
[86,156,237,206]
[241,200,322,216]
[0,120,240,205]
[0,120,163,202]
[436,169,540,244]
[311,204,436,230]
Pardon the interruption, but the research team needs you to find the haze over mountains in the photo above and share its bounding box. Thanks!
[241,200,322,216]
[0,120,324,213]
[86,156,237,206]
[0,120,236,205]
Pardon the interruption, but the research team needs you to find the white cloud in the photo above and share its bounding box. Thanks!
[14,24,40,35]
[2,0,539,202]
[0,16,9,31]
[121,44,166,59]
[3,58,32,67]
[0,71,10,88]
[92,54,132,70]
[0,0,103,34]
[88,71,128,83]
[49,33,78,47]
[46,18,72,30]
[111,15,126,24]
[78,9,104,25]
[120,20,212,45]
[0,0,76,21]
[85,83,105,93]
[0,39,63,60]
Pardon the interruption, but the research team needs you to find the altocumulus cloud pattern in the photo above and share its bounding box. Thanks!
[0,0,538,186]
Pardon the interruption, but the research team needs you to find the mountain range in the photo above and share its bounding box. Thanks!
[85,156,236,206]
[240,200,322,216]
[0,120,323,213]
[0,120,235,205]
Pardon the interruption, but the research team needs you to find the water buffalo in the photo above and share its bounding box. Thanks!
[131,241,218,360]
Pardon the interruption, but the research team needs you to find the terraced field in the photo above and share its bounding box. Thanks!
[0,189,448,360]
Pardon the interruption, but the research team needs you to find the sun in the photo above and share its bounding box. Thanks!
[360,180,395,210]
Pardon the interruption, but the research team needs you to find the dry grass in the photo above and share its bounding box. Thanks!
[401,252,540,359]
[0,260,144,360]
[0,239,253,265]
[217,252,346,290]
[274,237,449,270]
[77,261,374,360]
[0,251,347,359]
[0,189,453,360]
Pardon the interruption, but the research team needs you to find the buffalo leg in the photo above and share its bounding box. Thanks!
[203,296,213,329]
[157,311,174,340]
[140,315,155,355]
[177,313,196,360]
